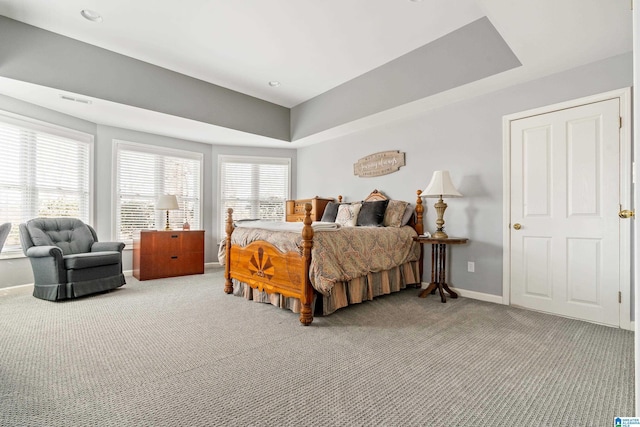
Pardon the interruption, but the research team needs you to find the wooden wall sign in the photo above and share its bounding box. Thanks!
[353,150,405,177]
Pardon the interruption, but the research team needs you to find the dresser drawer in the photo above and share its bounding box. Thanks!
[285,197,333,222]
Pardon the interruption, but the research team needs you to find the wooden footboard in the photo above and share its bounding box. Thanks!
[224,204,315,325]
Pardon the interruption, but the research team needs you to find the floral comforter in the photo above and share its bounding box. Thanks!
[227,225,420,296]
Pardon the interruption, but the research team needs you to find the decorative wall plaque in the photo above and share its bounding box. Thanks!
[353,150,405,177]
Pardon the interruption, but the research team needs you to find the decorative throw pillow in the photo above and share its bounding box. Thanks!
[335,203,362,227]
[320,202,341,222]
[357,200,389,226]
[401,203,415,226]
[383,200,408,227]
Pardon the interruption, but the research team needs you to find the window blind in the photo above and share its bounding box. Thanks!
[219,155,290,237]
[115,141,202,242]
[0,113,92,254]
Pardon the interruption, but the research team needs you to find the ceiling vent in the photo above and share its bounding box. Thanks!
[60,95,92,104]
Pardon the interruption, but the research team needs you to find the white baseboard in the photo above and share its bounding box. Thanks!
[452,287,504,304]
[437,284,636,331]
[421,282,504,305]
[0,283,33,291]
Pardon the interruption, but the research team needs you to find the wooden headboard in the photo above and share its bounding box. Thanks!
[364,189,388,202]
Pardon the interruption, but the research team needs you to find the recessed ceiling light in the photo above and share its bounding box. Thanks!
[81,10,103,23]
[268,81,281,87]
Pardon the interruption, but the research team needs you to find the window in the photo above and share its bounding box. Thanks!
[0,112,92,255]
[219,155,290,236]
[115,141,202,242]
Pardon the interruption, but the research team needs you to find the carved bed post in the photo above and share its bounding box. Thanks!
[224,208,234,294]
[415,189,424,236]
[415,190,425,285]
[299,203,314,326]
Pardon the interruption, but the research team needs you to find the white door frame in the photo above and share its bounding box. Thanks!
[502,87,632,330]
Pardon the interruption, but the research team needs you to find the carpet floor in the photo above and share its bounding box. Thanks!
[0,267,634,426]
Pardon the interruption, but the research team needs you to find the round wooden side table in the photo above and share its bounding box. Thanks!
[413,236,469,303]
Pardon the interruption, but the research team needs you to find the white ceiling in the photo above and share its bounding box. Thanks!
[0,0,632,146]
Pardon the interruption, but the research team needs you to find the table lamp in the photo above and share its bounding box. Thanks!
[422,171,462,239]
[156,194,179,231]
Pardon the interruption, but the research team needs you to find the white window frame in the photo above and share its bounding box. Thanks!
[218,154,291,238]
[113,140,203,244]
[0,110,94,257]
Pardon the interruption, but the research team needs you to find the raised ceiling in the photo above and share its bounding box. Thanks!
[0,0,632,147]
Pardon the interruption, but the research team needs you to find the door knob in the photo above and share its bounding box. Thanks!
[513,223,522,230]
[619,209,635,219]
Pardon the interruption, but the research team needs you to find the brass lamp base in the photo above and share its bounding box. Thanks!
[164,210,171,231]
[432,230,448,239]
[432,196,448,239]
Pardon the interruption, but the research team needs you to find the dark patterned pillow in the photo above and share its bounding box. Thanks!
[320,202,342,222]
[357,200,389,226]
[383,200,408,227]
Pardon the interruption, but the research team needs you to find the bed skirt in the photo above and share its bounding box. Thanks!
[233,260,420,316]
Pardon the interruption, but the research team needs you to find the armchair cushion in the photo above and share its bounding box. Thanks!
[64,251,122,270]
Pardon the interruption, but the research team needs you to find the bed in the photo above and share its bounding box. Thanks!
[223,189,425,325]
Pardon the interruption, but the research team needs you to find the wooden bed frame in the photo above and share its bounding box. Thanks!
[224,189,425,325]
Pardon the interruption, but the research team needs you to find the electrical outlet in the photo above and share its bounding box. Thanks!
[467,262,475,273]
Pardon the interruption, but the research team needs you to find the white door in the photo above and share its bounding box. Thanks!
[510,98,622,326]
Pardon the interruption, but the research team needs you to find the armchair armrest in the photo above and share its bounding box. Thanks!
[92,242,125,253]
[26,245,63,259]
[25,245,66,287]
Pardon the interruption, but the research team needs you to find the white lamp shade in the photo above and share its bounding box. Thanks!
[422,170,462,198]
[156,194,179,210]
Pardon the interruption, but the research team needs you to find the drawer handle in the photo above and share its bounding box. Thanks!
[171,256,178,259]
[171,235,179,238]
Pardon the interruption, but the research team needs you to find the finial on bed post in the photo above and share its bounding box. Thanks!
[415,190,424,236]
[300,203,314,326]
[338,195,343,203]
[224,208,234,294]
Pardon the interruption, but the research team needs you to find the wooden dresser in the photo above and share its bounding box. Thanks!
[133,230,205,281]
[285,197,333,222]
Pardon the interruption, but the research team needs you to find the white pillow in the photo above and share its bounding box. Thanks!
[335,203,362,227]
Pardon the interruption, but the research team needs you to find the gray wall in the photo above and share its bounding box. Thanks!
[296,52,633,298]
[0,94,296,288]
[291,17,521,140]
[0,16,290,141]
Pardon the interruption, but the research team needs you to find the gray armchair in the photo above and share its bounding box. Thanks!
[0,222,10,252]
[19,218,125,301]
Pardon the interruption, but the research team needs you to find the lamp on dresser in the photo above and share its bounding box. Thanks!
[156,194,179,231]
[421,170,462,239]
